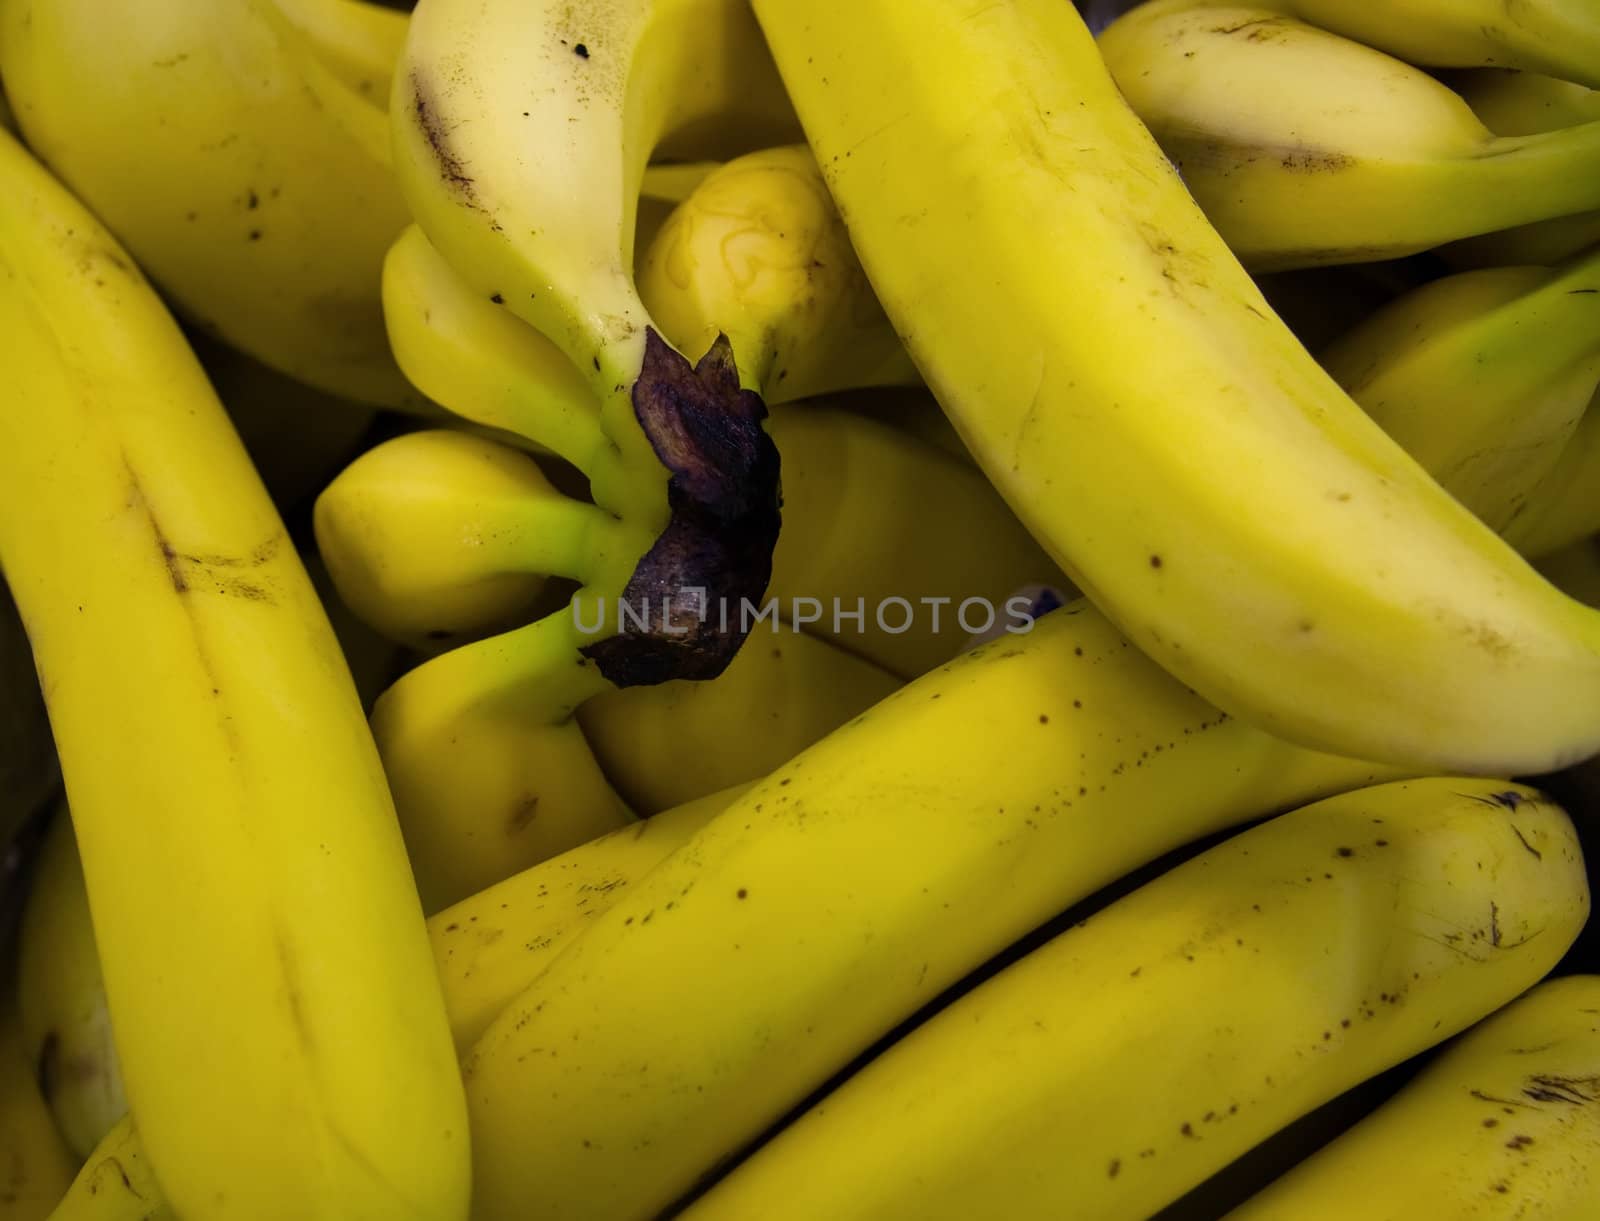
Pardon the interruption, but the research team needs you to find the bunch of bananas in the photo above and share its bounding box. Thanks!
[3,0,1600,1218]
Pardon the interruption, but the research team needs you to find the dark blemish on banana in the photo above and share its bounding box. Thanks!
[248,229,262,241]
[1510,825,1543,860]
[1038,714,1049,724]
[736,888,748,900]
[574,43,589,58]
[490,293,504,304]
[1149,555,1163,569]
[1107,1159,1120,1178]
[1569,288,1599,295]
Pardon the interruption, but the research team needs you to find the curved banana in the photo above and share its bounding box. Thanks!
[1448,70,1600,269]
[1504,393,1600,560]
[1275,0,1600,91]
[638,146,917,401]
[577,617,899,813]
[1318,250,1600,534]
[1226,974,1600,1219]
[1098,2,1600,270]
[459,600,1412,1220]
[46,1116,173,1221]
[1,582,56,851]
[0,0,418,406]
[0,1004,75,1221]
[755,0,1600,773]
[0,126,467,1219]
[314,430,597,649]
[687,779,1589,1221]
[17,808,125,1160]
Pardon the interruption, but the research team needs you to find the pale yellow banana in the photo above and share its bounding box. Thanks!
[1227,974,1600,1219]
[460,600,1410,1220]
[1099,2,1600,269]
[639,146,917,401]
[0,126,466,1220]
[1449,70,1600,269]
[277,0,408,103]
[1319,250,1600,534]
[17,808,124,1160]
[0,0,417,406]
[755,0,1600,773]
[688,779,1588,1220]
[0,1003,75,1221]
[1278,0,1600,90]
[315,430,602,648]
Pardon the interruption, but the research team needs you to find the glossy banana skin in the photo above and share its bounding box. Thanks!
[0,0,420,407]
[1099,2,1600,269]
[688,780,1589,1220]
[755,0,1600,774]
[1226,974,1600,1219]
[0,126,467,1220]
[458,599,1411,1220]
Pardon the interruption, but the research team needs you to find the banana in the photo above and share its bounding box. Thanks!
[0,1004,75,1221]
[378,243,1060,675]
[0,0,419,407]
[458,599,1411,1220]
[314,430,589,649]
[1503,393,1600,560]
[17,808,124,1161]
[0,581,55,852]
[46,1116,173,1221]
[577,617,899,814]
[1226,973,1600,1219]
[754,0,1600,773]
[431,784,742,1053]
[638,145,917,401]
[686,779,1589,1221]
[0,127,467,1220]
[1448,70,1600,269]
[1097,2,1600,270]
[1272,0,1600,91]
[1318,250,1600,535]
[276,0,408,103]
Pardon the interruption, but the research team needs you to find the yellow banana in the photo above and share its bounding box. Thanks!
[687,779,1589,1221]
[315,430,595,649]
[577,617,899,814]
[755,0,1600,773]
[638,145,917,401]
[46,1116,172,1221]
[1275,0,1600,90]
[1504,394,1600,560]
[276,0,408,103]
[1098,2,1600,269]
[459,600,1411,1220]
[0,126,467,1219]
[0,0,427,408]
[0,583,55,852]
[0,1003,75,1221]
[17,808,124,1161]
[1226,974,1600,1219]
[1448,70,1600,269]
[431,784,742,1053]
[1318,249,1600,535]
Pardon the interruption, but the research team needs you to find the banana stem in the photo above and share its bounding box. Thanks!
[1469,119,1600,232]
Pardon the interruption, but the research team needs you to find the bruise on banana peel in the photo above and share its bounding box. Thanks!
[582,329,782,686]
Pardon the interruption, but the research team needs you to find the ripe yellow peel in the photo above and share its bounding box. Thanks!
[0,126,467,1220]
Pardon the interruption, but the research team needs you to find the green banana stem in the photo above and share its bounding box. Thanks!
[1463,119,1600,230]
